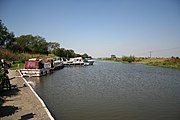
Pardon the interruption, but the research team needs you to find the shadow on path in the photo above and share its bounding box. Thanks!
[19,113,36,120]
[0,85,20,118]
[0,105,19,117]
[1,85,20,97]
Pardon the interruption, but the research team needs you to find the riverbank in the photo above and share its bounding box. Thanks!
[99,57,180,69]
[0,70,54,120]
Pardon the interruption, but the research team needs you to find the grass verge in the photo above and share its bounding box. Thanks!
[99,57,180,69]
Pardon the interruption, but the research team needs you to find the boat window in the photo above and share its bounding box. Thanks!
[39,62,44,69]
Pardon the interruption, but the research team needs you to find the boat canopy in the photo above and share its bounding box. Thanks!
[25,59,44,69]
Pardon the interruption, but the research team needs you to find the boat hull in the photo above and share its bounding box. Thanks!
[20,69,47,77]
[64,62,84,66]
[54,62,64,70]
[87,60,95,65]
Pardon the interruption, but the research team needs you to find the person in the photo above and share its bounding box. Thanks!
[1,59,11,90]
[1,59,9,71]
[2,69,11,90]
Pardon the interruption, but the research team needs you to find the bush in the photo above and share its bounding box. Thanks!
[0,48,17,61]
[122,56,135,63]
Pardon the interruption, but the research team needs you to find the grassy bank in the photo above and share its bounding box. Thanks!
[99,57,180,69]
[99,57,123,62]
[10,53,57,70]
[10,53,58,70]
[0,48,57,70]
[142,58,180,69]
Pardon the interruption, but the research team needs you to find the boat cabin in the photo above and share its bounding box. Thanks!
[45,58,54,68]
[25,58,44,69]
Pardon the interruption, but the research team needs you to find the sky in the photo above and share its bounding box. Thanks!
[0,0,180,58]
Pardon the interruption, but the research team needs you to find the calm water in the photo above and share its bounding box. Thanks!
[27,61,180,120]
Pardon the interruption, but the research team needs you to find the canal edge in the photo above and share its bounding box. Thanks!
[19,71,55,120]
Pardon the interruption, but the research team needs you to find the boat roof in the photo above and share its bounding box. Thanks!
[28,58,42,61]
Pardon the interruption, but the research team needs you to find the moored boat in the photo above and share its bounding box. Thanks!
[53,57,64,70]
[44,57,64,72]
[86,58,95,65]
[83,59,90,66]
[63,57,84,66]
[44,58,54,73]
[20,58,47,77]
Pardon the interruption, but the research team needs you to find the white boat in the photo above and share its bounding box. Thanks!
[86,58,95,65]
[20,58,47,77]
[44,58,54,73]
[63,57,84,66]
[83,59,90,66]
[44,63,51,73]
[53,57,64,70]
[44,58,64,72]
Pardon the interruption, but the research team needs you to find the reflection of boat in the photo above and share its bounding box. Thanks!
[20,58,47,77]
[63,57,84,66]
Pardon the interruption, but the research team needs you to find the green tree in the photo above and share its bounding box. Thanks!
[0,20,15,49]
[12,35,34,53]
[66,49,75,58]
[12,35,48,54]
[53,48,66,57]
[75,54,81,57]
[48,42,60,53]
[81,53,88,59]
[122,55,135,63]
[32,35,48,54]
[53,48,86,58]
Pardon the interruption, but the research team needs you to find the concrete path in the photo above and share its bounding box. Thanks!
[0,70,54,120]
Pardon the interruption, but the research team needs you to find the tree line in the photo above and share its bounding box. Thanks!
[0,20,89,59]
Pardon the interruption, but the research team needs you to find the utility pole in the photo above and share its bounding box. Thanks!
[149,51,152,58]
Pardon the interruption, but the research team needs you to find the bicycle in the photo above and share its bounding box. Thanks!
[2,70,11,90]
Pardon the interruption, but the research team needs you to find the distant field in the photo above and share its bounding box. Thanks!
[99,57,180,69]
[140,58,180,69]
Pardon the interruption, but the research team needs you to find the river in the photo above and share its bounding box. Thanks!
[27,60,180,120]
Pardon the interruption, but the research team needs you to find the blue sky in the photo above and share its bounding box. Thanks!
[1,0,180,58]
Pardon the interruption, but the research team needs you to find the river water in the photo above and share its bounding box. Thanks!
[27,61,180,120]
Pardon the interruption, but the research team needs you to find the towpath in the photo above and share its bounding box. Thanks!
[0,70,54,120]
